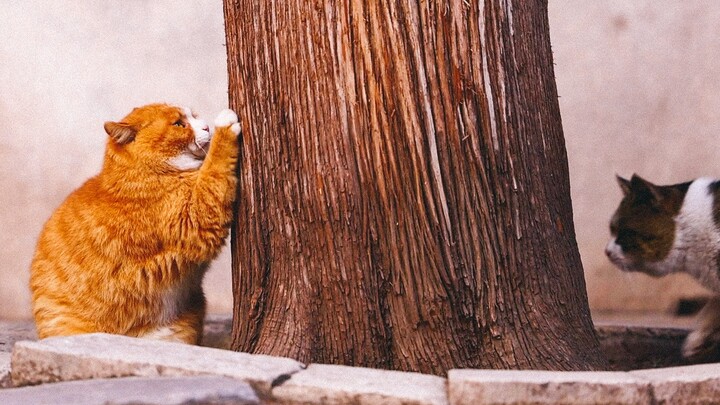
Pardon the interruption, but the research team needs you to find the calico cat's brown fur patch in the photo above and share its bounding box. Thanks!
[30,103,240,344]
[607,175,690,271]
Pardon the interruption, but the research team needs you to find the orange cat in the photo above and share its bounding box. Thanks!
[30,103,240,344]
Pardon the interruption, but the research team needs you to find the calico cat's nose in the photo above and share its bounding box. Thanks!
[604,240,618,258]
[605,239,628,267]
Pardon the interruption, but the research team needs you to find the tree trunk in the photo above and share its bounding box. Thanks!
[223,0,608,374]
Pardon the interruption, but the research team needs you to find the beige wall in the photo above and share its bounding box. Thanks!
[2,1,719,319]
[551,1,720,311]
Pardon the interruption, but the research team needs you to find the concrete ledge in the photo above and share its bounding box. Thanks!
[448,369,653,405]
[632,364,720,404]
[272,363,448,405]
[0,376,259,405]
[11,333,304,398]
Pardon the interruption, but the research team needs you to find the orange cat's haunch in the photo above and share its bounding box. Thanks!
[30,103,240,344]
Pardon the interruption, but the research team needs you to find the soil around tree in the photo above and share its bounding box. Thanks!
[597,325,720,371]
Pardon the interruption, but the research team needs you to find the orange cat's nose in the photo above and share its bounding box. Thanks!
[201,124,209,132]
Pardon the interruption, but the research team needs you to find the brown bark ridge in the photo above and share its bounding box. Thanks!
[223,0,608,374]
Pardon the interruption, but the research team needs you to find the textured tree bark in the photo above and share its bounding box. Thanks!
[223,0,608,373]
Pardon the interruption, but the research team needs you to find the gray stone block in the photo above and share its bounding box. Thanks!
[0,352,11,388]
[448,369,653,405]
[0,376,258,405]
[272,363,448,405]
[631,364,720,404]
[0,320,36,354]
[11,333,304,398]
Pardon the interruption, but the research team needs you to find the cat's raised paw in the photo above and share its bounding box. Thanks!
[214,109,238,129]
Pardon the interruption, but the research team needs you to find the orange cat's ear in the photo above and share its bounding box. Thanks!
[104,121,137,145]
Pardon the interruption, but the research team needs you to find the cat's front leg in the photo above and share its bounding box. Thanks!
[179,109,240,260]
[192,109,239,215]
[682,296,720,361]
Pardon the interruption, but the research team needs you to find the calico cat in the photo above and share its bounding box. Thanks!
[30,103,240,344]
[606,174,720,359]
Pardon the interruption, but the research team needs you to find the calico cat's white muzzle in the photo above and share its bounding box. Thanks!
[605,239,630,270]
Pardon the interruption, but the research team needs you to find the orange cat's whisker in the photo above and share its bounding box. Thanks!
[194,139,208,155]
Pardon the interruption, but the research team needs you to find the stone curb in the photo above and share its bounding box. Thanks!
[11,333,303,399]
[631,364,720,404]
[0,376,259,405]
[448,369,653,405]
[273,363,449,405]
[7,332,720,404]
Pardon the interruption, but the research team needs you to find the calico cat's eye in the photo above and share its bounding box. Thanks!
[173,119,186,128]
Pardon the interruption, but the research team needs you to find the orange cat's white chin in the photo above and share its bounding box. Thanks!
[168,147,206,171]
[188,139,210,159]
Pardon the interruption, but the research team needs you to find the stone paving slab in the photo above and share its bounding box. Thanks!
[272,363,449,405]
[631,364,720,404]
[0,376,259,405]
[11,333,304,398]
[448,369,653,405]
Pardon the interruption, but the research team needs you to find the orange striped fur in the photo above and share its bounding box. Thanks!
[30,104,240,344]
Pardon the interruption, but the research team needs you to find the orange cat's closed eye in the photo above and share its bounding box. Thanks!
[30,103,240,345]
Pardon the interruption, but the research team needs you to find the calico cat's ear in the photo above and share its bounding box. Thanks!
[104,121,137,145]
[630,174,663,202]
[616,175,632,195]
